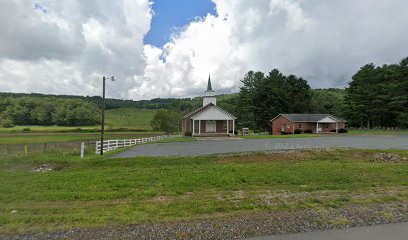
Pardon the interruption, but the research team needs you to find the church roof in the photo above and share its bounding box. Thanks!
[271,114,346,122]
[182,103,236,119]
[182,103,215,119]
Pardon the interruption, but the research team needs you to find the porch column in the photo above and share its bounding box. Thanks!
[336,121,339,133]
[192,120,195,136]
[199,120,201,135]
[226,120,229,134]
[316,122,319,134]
[232,119,235,135]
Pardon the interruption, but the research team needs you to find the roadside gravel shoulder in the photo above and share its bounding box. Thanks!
[3,202,407,240]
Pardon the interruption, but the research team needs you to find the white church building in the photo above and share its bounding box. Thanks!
[182,76,237,136]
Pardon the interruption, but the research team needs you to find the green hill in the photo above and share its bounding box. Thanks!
[105,108,157,131]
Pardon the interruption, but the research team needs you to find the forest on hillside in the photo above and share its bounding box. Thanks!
[0,56,407,130]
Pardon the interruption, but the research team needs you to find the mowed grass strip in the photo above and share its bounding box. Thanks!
[240,134,320,139]
[0,132,165,145]
[0,149,407,233]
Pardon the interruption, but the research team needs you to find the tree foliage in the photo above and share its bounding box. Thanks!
[311,88,346,117]
[237,69,312,131]
[150,110,182,134]
[0,97,100,126]
[345,57,408,128]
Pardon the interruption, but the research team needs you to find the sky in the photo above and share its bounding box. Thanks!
[144,0,216,47]
[0,0,408,100]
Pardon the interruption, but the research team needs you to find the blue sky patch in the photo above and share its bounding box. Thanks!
[144,0,216,47]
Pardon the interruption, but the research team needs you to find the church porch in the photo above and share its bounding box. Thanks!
[191,119,235,137]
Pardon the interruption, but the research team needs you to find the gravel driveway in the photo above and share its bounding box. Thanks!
[112,135,408,158]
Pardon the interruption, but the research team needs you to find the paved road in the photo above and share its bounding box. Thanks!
[112,135,408,158]
[246,222,408,240]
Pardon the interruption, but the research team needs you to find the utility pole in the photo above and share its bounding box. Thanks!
[100,76,115,155]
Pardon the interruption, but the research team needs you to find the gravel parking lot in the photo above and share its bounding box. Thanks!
[113,135,408,158]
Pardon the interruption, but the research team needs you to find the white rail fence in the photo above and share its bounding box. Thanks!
[95,135,173,154]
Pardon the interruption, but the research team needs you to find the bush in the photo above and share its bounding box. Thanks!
[229,130,239,135]
[1,119,15,128]
[294,129,303,134]
[22,128,31,132]
[184,131,192,136]
[281,131,290,135]
[338,128,348,133]
[303,129,313,134]
[330,129,337,133]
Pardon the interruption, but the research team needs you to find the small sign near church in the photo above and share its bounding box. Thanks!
[242,128,249,136]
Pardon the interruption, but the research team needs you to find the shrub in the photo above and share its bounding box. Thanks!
[330,129,337,133]
[22,128,31,132]
[338,128,348,133]
[294,129,303,134]
[229,130,239,135]
[303,129,313,134]
[1,119,15,128]
[281,131,290,135]
[184,131,192,136]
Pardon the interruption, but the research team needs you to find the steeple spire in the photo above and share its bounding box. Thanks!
[207,75,213,92]
[203,74,216,106]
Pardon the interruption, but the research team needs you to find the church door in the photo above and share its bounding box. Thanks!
[206,120,216,133]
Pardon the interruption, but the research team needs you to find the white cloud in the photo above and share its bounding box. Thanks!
[0,0,151,99]
[1,0,408,100]
[134,0,408,99]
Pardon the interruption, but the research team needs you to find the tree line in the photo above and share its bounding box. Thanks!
[153,56,407,133]
[0,97,100,127]
[345,57,408,128]
[2,56,406,131]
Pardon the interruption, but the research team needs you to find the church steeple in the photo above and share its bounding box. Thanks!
[203,74,216,106]
[206,75,213,92]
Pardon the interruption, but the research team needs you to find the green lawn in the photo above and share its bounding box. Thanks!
[239,129,408,139]
[347,129,408,135]
[0,149,407,234]
[240,134,320,139]
[0,132,165,145]
[153,136,195,144]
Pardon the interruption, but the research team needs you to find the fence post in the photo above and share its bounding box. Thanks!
[43,143,47,153]
[116,139,119,149]
[80,142,85,158]
[24,144,28,156]
[95,141,99,154]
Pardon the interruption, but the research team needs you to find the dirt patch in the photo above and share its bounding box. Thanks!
[31,164,53,172]
[31,163,65,172]
[216,150,315,164]
[373,153,402,162]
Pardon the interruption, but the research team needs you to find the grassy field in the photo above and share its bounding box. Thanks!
[105,108,156,131]
[0,108,160,144]
[0,148,407,234]
[0,108,157,134]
